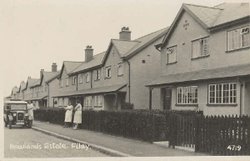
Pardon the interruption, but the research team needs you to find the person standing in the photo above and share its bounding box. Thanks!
[64,102,73,128]
[27,101,34,127]
[73,100,82,130]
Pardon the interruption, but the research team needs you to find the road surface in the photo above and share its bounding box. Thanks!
[4,126,108,158]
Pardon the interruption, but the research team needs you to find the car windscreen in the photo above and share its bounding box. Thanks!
[9,104,27,110]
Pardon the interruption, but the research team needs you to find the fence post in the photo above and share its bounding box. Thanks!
[195,114,201,152]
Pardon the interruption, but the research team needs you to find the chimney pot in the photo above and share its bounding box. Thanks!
[85,45,94,62]
[52,63,57,72]
[119,26,131,41]
[40,69,44,78]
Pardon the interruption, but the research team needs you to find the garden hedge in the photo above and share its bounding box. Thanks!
[34,108,200,142]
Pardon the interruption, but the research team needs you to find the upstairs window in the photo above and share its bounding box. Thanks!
[94,69,101,81]
[72,76,77,85]
[227,26,250,51]
[78,74,83,84]
[59,79,63,88]
[65,78,69,86]
[166,46,177,64]
[192,37,209,58]
[105,66,112,79]
[177,86,198,105]
[117,63,124,76]
[86,73,90,83]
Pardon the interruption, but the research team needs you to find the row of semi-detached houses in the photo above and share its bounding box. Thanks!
[10,3,250,116]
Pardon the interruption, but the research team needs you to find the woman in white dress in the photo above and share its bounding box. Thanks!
[64,102,73,128]
[73,101,82,129]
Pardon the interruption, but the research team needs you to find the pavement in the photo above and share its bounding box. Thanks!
[32,121,208,157]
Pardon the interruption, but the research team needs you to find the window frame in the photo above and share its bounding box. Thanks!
[117,63,124,76]
[72,76,77,85]
[176,86,198,105]
[166,45,177,65]
[105,66,112,79]
[191,36,210,59]
[95,69,101,81]
[208,82,237,105]
[93,95,103,108]
[86,72,90,83]
[78,74,83,84]
[65,77,69,86]
[227,25,250,52]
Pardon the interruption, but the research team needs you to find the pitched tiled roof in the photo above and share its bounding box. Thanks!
[69,52,106,74]
[147,63,250,87]
[112,40,140,56]
[184,3,249,28]
[63,61,83,73]
[23,78,39,90]
[69,28,168,75]
[115,28,168,58]
[46,71,61,83]
[31,79,40,87]
[43,71,60,82]
[19,81,26,91]
[212,3,250,27]
[184,4,222,27]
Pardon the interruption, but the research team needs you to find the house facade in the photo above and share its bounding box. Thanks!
[50,61,83,108]
[30,63,59,108]
[16,81,26,100]
[52,27,167,110]
[147,3,250,116]
[10,86,19,100]
[22,77,39,102]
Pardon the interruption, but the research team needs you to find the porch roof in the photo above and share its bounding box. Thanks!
[146,63,250,87]
[29,95,48,101]
[53,84,127,97]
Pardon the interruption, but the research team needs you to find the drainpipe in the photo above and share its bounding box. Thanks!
[125,60,131,103]
[149,87,152,110]
[47,83,50,107]
[240,82,243,116]
[90,71,93,89]
[76,74,79,91]
[239,77,243,116]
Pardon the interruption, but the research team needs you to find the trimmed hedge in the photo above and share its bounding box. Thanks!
[34,108,200,142]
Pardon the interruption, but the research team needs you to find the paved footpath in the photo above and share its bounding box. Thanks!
[32,121,207,157]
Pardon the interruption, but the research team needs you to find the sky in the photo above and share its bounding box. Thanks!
[0,0,248,98]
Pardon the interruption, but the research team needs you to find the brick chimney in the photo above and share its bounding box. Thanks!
[52,63,57,72]
[40,69,44,78]
[119,27,131,41]
[85,45,93,62]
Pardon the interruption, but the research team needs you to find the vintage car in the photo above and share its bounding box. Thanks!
[4,100,32,129]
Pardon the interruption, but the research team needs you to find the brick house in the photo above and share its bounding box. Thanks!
[147,3,250,116]
[30,63,59,108]
[53,27,168,110]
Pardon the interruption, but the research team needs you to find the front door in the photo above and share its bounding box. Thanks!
[162,88,172,110]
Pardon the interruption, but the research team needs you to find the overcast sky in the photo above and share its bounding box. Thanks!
[0,0,248,97]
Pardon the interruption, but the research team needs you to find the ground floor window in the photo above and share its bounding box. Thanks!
[93,95,103,108]
[208,83,237,104]
[177,86,198,105]
[84,96,92,108]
